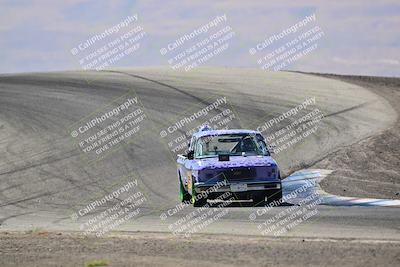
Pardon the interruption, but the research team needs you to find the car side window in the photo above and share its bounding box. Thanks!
[188,137,199,158]
[194,138,203,158]
[256,134,270,156]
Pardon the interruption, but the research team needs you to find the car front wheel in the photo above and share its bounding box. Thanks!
[252,193,266,206]
[191,184,208,207]
[267,189,283,205]
[179,176,191,202]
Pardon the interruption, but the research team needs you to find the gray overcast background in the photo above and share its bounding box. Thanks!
[0,0,399,76]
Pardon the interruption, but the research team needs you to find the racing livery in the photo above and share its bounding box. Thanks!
[177,127,282,207]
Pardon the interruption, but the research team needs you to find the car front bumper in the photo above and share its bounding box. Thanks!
[194,181,281,194]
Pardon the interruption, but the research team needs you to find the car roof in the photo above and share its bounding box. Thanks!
[192,129,261,138]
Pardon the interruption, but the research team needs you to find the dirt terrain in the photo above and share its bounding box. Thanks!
[1,231,399,267]
[310,74,400,199]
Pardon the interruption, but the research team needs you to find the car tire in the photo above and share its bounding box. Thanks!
[192,195,208,207]
[252,193,266,206]
[179,176,191,202]
[267,189,283,205]
[191,184,208,207]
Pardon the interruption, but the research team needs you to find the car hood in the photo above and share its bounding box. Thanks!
[190,155,277,171]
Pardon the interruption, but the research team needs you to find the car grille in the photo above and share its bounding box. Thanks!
[220,167,256,180]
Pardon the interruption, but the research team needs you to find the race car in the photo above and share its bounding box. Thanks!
[177,126,282,207]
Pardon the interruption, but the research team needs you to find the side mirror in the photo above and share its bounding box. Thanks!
[187,150,194,160]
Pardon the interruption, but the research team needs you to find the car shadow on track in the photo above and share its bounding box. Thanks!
[207,201,294,208]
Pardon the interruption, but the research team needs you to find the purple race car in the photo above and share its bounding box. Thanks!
[177,127,282,207]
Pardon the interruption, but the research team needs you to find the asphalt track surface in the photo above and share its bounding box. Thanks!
[0,67,399,240]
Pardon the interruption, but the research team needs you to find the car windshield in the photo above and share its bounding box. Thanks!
[194,133,270,158]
